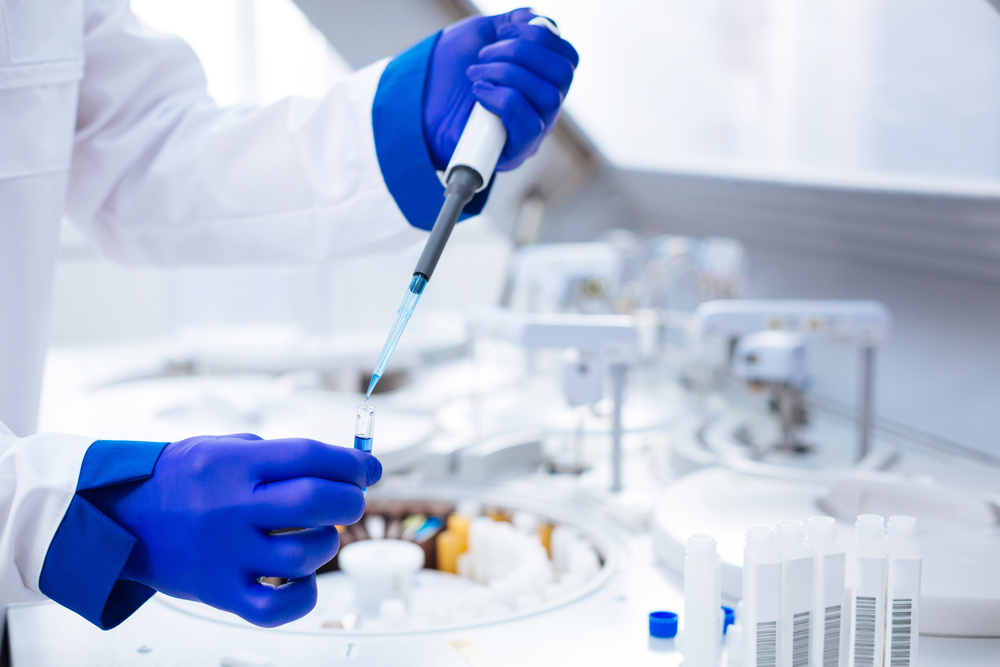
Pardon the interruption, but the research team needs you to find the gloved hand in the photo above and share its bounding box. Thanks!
[85,434,381,627]
[423,8,580,173]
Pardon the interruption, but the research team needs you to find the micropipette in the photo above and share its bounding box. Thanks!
[366,16,561,399]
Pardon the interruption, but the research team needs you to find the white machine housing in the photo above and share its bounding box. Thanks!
[470,308,637,362]
[468,307,638,491]
[732,330,808,387]
[561,348,603,406]
[697,299,891,461]
[506,243,624,314]
[697,299,891,345]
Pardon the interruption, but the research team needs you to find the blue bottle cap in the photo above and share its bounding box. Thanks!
[649,611,678,638]
[722,606,735,634]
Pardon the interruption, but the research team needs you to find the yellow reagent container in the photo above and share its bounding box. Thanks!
[436,530,463,573]
[446,513,471,551]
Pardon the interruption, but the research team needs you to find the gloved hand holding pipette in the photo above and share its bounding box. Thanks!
[424,8,580,173]
[367,9,579,397]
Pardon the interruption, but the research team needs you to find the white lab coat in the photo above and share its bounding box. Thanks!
[0,0,424,614]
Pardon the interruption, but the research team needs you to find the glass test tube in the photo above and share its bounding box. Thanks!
[354,404,375,496]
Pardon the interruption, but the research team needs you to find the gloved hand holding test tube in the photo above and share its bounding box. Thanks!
[366,14,571,399]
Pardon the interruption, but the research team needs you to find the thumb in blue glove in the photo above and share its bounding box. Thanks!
[424,8,580,173]
[83,433,381,627]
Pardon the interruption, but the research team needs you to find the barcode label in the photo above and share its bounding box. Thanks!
[823,605,842,667]
[792,611,810,667]
[889,599,913,667]
[854,596,877,667]
[757,620,777,667]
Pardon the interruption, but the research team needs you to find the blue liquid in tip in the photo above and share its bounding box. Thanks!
[354,435,373,495]
[365,374,380,401]
[367,275,427,398]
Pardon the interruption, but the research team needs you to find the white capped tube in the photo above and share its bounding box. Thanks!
[848,515,886,667]
[684,534,722,667]
[884,516,920,667]
[728,601,745,665]
[776,520,813,667]
[338,539,425,615]
[807,517,846,667]
[743,526,782,667]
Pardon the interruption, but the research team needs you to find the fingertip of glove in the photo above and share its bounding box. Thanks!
[243,574,318,627]
[471,79,497,94]
[367,455,383,486]
[504,7,539,24]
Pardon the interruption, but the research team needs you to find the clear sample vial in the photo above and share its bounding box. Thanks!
[743,525,782,667]
[808,516,846,667]
[884,516,920,667]
[354,404,375,496]
[776,520,813,667]
[684,534,722,667]
[848,515,886,667]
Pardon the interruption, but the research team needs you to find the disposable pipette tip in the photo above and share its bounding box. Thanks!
[366,374,380,399]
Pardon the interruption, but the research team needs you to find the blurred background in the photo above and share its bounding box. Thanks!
[50,0,1000,457]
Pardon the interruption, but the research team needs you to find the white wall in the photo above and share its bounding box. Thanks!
[476,0,1000,184]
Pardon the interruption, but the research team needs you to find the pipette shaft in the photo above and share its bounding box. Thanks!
[413,167,483,282]
[365,17,561,399]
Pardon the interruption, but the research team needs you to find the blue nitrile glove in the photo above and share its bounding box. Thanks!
[84,433,381,627]
[424,8,580,173]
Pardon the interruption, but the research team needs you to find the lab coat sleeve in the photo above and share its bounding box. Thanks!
[67,0,490,265]
[0,433,150,624]
[0,431,167,629]
[0,432,94,614]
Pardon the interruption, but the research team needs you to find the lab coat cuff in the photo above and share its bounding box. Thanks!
[38,439,169,630]
[372,32,493,232]
[75,439,171,490]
